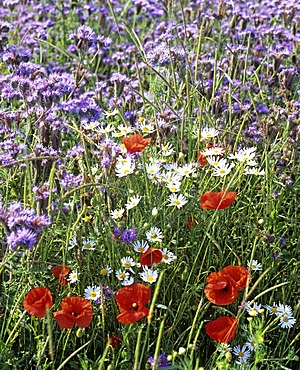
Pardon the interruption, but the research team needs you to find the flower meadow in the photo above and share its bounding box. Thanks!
[0,0,300,369]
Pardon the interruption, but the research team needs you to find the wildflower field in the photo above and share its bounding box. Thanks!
[0,0,300,369]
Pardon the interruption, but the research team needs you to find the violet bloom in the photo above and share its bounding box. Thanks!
[122,227,138,243]
[6,228,37,249]
[147,354,171,368]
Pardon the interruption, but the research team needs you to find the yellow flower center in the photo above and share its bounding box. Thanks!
[101,268,108,275]
[119,273,125,279]
[85,243,91,249]
[173,200,181,205]
[151,233,157,238]
[147,276,154,282]
[239,352,244,357]
[124,262,131,268]
[90,292,97,298]
[138,247,144,252]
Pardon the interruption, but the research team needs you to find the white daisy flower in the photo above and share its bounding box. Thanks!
[112,124,133,137]
[201,146,225,157]
[212,161,234,177]
[247,259,262,271]
[200,127,219,141]
[115,269,130,281]
[139,121,155,133]
[110,208,125,220]
[161,142,174,156]
[229,147,256,163]
[161,171,182,184]
[146,227,163,242]
[176,163,196,177]
[161,248,177,264]
[245,302,263,316]
[279,314,296,329]
[125,195,142,210]
[68,236,77,250]
[244,167,265,176]
[96,123,114,135]
[277,304,293,316]
[146,163,161,175]
[167,193,188,208]
[100,265,112,276]
[233,345,251,363]
[84,285,101,301]
[139,267,158,284]
[167,181,181,193]
[68,270,78,284]
[206,156,225,167]
[245,336,259,351]
[121,256,136,272]
[133,240,150,253]
[264,302,280,316]
[82,238,95,251]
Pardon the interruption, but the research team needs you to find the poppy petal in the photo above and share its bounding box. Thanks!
[206,316,238,343]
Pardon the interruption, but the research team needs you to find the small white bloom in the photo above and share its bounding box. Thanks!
[201,146,225,157]
[68,270,78,283]
[161,171,182,184]
[68,236,77,250]
[146,227,163,242]
[112,124,133,137]
[110,208,125,220]
[139,121,155,133]
[121,256,136,271]
[167,193,188,208]
[167,182,181,193]
[176,163,196,177]
[277,304,293,316]
[84,285,101,301]
[200,127,219,141]
[279,314,296,329]
[82,238,95,251]
[233,345,251,363]
[133,240,149,253]
[247,259,262,271]
[264,302,280,316]
[161,248,177,264]
[115,269,130,281]
[212,161,234,177]
[100,265,112,276]
[140,267,158,284]
[245,336,259,351]
[151,207,158,216]
[146,163,161,175]
[244,167,265,176]
[229,147,256,163]
[125,195,142,210]
[245,302,263,316]
[161,142,174,156]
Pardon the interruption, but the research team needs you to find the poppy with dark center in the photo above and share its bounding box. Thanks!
[23,287,53,318]
[200,190,237,210]
[122,133,151,154]
[53,296,93,329]
[115,283,151,324]
[206,316,238,343]
[52,265,70,286]
[204,271,238,306]
[140,248,163,266]
[221,265,249,290]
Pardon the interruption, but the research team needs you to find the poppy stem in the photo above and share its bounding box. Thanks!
[46,309,54,362]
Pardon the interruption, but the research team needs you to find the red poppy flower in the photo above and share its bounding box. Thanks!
[221,265,249,290]
[200,190,237,210]
[23,287,53,318]
[52,265,70,286]
[53,296,93,329]
[204,271,238,305]
[140,248,163,266]
[122,133,151,154]
[206,316,238,343]
[105,335,122,349]
[115,283,151,324]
